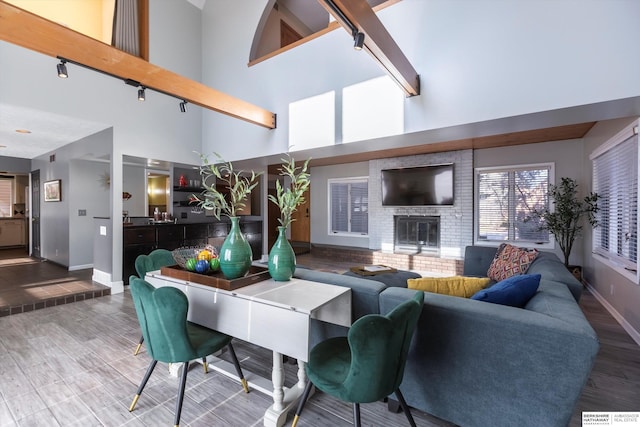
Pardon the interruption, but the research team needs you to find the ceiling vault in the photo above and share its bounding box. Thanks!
[319,0,420,97]
[0,1,277,129]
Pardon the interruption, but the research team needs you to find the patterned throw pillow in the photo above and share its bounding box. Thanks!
[487,243,539,281]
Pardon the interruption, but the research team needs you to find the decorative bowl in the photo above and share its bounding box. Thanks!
[172,245,218,269]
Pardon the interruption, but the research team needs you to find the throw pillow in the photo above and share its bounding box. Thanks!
[471,273,541,307]
[407,276,491,298]
[487,243,539,281]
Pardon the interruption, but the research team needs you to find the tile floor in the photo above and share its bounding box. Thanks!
[0,248,111,317]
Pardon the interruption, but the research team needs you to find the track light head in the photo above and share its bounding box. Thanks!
[354,32,365,50]
[179,100,187,113]
[57,60,68,78]
[138,87,146,101]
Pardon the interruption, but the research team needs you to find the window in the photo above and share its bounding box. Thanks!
[0,178,12,218]
[475,164,553,246]
[591,121,638,280]
[329,178,368,235]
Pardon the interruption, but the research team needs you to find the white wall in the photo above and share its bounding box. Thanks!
[200,0,640,163]
[581,117,640,342]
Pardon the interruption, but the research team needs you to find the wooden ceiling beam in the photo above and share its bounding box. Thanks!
[319,0,420,97]
[0,1,276,129]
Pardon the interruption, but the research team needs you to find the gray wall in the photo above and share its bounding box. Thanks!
[200,0,640,163]
[310,162,370,248]
[474,138,585,264]
[0,157,30,173]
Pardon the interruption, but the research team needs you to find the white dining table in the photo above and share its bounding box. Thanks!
[145,270,352,427]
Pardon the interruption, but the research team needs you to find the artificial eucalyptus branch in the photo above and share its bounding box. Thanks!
[192,152,262,220]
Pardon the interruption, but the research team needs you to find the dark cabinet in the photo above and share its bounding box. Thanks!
[123,221,263,284]
[184,223,208,247]
[123,226,156,284]
[157,225,184,250]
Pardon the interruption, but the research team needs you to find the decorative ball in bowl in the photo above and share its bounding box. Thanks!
[172,245,218,271]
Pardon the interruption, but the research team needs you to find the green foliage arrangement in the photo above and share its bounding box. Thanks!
[531,177,599,267]
[193,153,262,220]
[268,155,311,229]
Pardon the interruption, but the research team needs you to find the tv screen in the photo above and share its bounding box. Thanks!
[381,164,454,206]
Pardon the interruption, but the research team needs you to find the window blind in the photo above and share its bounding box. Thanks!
[329,179,368,235]
[592,131,638,268]
[476,166,550,244]
[0,179,13,217]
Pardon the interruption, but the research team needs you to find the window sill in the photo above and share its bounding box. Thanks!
[329,232,369,238]
[473,240,554,250]
[592,252,638,284]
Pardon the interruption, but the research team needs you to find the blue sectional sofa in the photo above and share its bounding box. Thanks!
[295,246,599,427]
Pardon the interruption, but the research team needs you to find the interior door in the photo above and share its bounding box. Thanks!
[290,188,310,253]
[30,169,41,258]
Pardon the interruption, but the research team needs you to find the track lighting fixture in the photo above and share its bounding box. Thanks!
[57,60,68,78]
[179,100,187,113]
[354,32,365,50]
[138,87,146,101]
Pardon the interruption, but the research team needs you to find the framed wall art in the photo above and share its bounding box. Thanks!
[44,179,61,202]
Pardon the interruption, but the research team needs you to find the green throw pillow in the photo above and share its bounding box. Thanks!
[407,276,491,298]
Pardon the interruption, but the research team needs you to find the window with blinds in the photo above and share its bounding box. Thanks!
[591,122,638,277]
[329,178,368,235]
[0,178,13,217]
[475,164,552,246]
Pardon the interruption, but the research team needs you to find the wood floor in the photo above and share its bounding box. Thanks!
[0,251,638,426]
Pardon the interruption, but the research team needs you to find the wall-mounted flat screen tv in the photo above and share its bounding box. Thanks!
[381,164,454,206]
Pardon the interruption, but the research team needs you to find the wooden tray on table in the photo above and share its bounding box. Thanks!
[160,265,271,291]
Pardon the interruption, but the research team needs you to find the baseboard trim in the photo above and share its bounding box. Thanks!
[585,282,640,346]
[69,263,92,271]
[92,269,124,294]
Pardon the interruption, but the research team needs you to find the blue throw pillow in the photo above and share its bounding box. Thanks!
[471,274,541,307]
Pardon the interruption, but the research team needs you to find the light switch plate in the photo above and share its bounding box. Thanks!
[78,209,87,216]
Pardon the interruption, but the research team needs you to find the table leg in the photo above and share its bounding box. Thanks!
[263,353,311,427]
[272,351,285,412]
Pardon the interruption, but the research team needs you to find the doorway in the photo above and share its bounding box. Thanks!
[30,169,40,259]
[147,172,169,217]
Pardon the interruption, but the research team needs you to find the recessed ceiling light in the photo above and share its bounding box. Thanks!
[15,129,31,134]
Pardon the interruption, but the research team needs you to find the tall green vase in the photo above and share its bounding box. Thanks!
[219,217,253,279]
[268,226,296,281]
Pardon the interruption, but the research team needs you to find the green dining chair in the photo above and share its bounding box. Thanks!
[292,291,425,427]
[132,249,176,355]
[128,277,249,427]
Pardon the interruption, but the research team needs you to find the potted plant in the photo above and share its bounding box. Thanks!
[530,177,598,275]
[194,153,262,279]
[267,155,311,281]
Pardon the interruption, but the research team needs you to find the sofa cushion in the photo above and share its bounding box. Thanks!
[471,273,541,307]
[487,243,539,281]
[407,276,491,297]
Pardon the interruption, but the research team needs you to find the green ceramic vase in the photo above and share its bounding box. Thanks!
[219,217,253,279]
[268,226,296,281]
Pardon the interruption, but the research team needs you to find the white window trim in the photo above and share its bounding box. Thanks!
[327,177,369,237]
[474,162,555,249]
[590,119,640,284]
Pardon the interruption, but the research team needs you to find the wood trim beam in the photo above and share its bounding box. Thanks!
[318,0,420,97]
[0,1,276,129]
